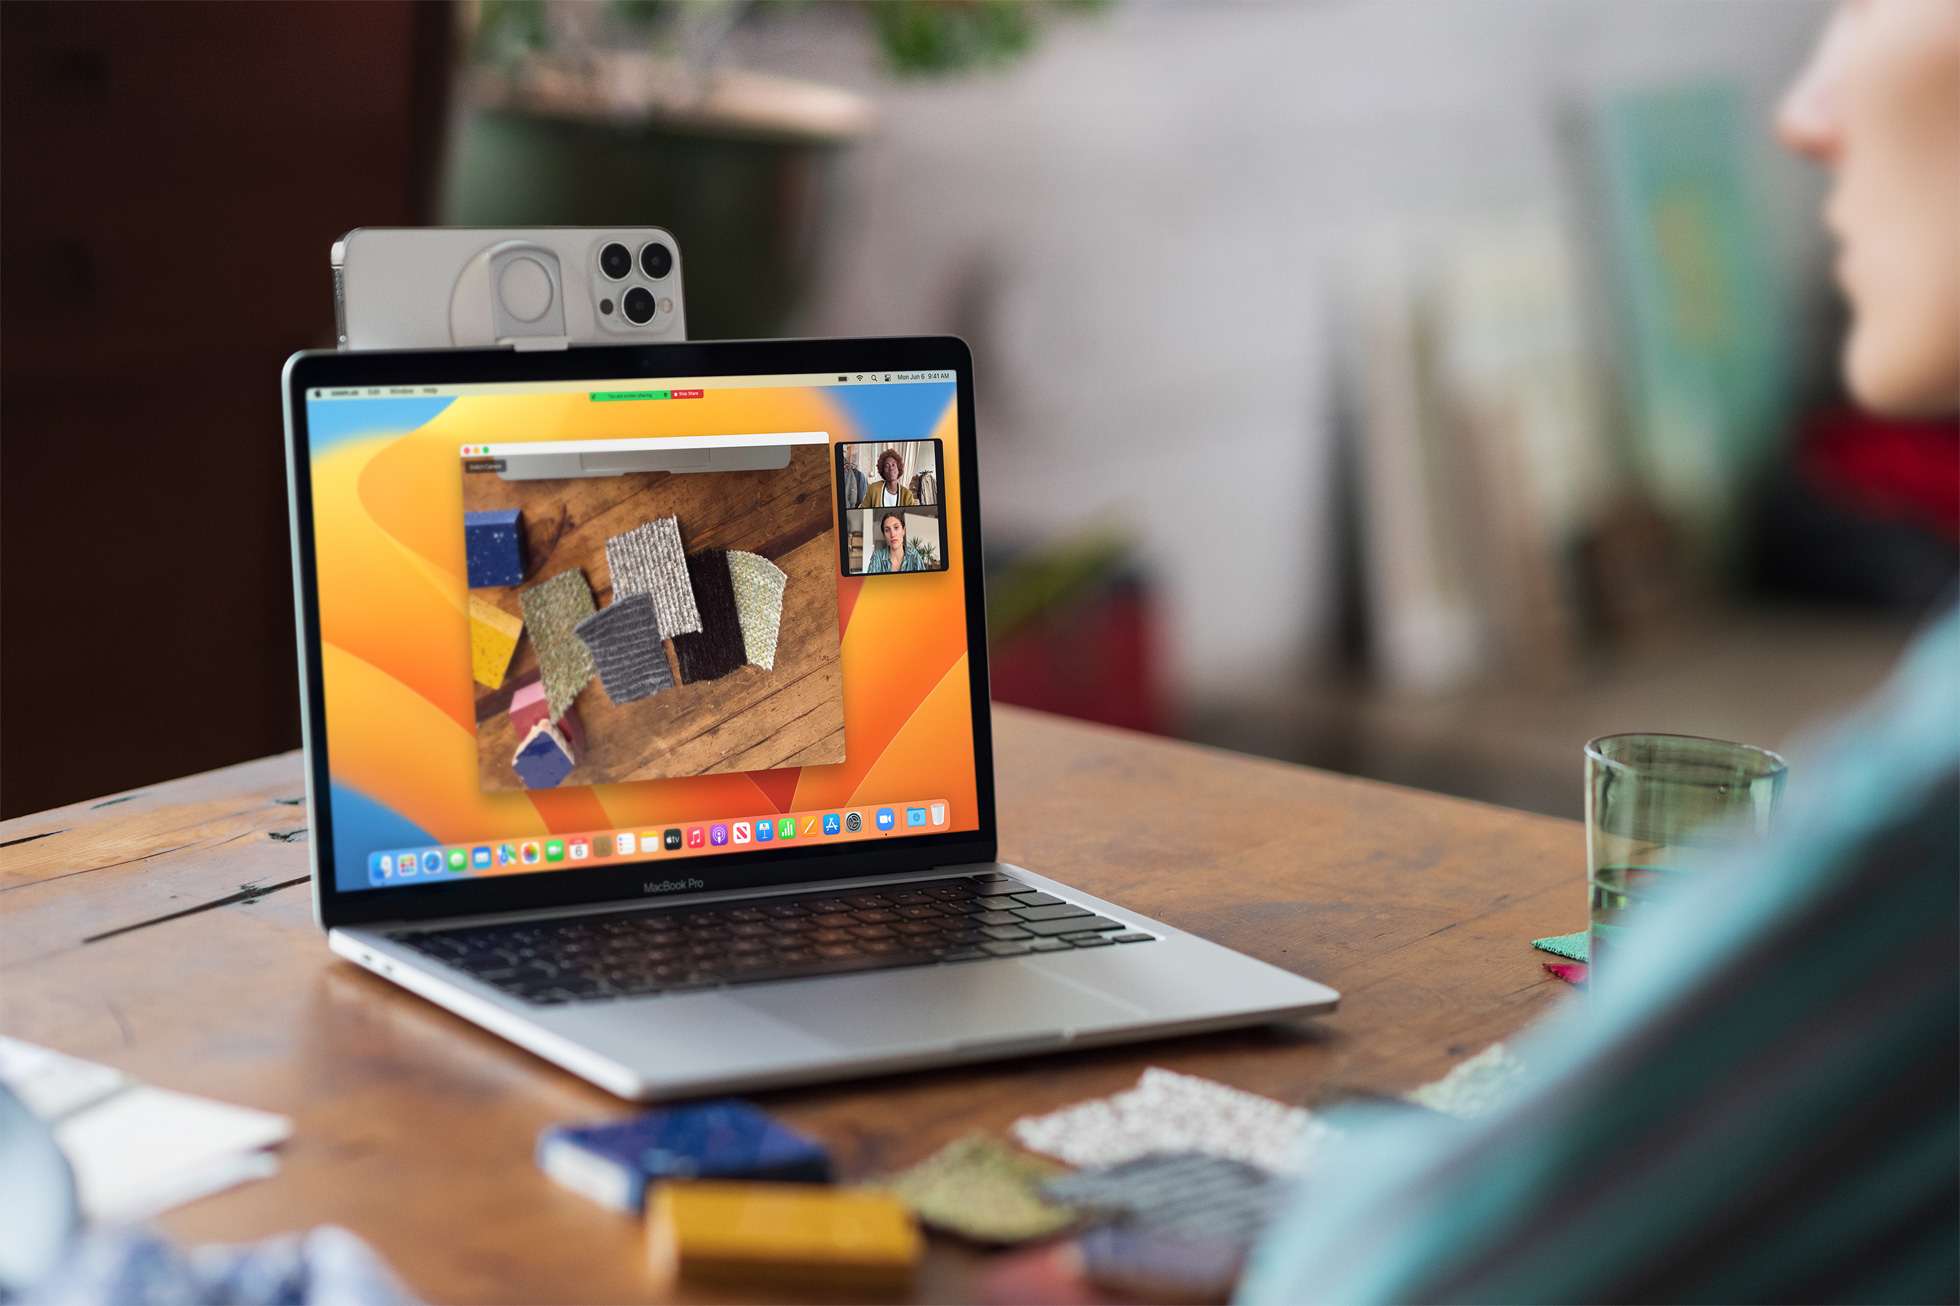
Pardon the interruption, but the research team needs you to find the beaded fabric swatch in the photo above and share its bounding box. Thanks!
[671,549,747,685]
[574,593,674,704]
[605,517,702,638]
[518,569,596,721]
[877,1134,1077,1244]
[1011,1067,1326,1176]
[726,551,788,671]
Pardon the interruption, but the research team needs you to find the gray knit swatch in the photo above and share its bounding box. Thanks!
[517,569,596,721]
[726,551,788,671]
[573,592,674,704]
[605,517,702,637]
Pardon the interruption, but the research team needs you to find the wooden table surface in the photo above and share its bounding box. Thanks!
[0,706,1586,1304]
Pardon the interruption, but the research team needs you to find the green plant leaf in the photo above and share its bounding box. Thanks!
[870,0,1037,76]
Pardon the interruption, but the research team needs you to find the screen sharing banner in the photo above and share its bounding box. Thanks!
[303,377,975,893]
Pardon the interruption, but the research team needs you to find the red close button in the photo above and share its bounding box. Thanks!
[670,388,704,399]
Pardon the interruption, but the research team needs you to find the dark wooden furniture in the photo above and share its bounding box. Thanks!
[0,1,452,818]
[0,706,1585,1303]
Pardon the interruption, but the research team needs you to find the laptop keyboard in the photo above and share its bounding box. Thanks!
[395,873,1156,1006]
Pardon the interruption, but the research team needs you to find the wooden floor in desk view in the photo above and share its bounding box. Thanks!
[469,443,846,790]
[0,706,1586,1304]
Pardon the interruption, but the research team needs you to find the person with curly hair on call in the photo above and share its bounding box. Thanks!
[859,448,918,508]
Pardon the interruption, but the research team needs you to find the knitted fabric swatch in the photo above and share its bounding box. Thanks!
[518,569,596,721]
[1042,1154,1283,1247]
[574,593,674,704]
[726,550,788,671]
[1531,931,1588,962]
[671,549,748,684]
[605,517,702,637]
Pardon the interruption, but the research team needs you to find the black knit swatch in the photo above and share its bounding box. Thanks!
[671,549,748,684]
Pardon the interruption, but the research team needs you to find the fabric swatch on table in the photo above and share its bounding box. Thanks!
[671,549,747,685]
[1531,930,1589,962]
[725,550,788,671]
[1011,1067,1329,1177]
[1076,1225,1248,1305]
[876,1134,1077,1244]
[518,569,596,721]
[574,593,674,704]
[1403,1042,1530,1121]
[605,517,701,637]
[1544,961,1589,985]
[1043,1153,1283,1249]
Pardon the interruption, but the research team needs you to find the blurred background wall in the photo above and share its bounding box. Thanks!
[5,0,1953,821]
[767,0,1838,692]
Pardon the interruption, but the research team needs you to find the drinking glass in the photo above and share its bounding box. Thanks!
[1585,733,1787,979]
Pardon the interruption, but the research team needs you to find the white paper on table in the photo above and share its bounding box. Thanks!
[0,1035,291,1225]
[53,1085,292,1224]
[0,1034,133,1121]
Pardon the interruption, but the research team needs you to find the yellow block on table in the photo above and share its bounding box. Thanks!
[648,1181,921,1292]
[468,595,524,689]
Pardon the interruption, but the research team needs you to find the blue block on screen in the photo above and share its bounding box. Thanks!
[464,509,526,588]
[537,1099,833,1213]
[512,724,575,789]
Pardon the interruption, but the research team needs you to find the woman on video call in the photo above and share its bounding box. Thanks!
[1241,1,1957,1302]
[860,448,918,508]
[864,510,925,573]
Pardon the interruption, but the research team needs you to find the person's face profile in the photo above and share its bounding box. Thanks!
[881,456,900,483]
[1778,0,1960,415]
[883,515,905,548]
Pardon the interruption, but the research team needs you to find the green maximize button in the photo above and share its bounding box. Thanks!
[589,390,670,401]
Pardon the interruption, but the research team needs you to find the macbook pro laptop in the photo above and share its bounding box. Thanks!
[283,335,1338,1100]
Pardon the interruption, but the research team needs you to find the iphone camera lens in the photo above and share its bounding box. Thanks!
[600,242,632,280]
[622,286,656,324]
[639,242,673,280]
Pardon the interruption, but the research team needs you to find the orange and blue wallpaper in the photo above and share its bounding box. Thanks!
[305,381,977,891]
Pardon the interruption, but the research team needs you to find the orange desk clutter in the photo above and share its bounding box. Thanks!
[0,706,1586,1303]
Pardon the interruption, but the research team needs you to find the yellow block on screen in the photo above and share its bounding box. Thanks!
[468,595,523,689]
[647,1181,921,1292]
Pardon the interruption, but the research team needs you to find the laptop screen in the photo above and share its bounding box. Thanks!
[297,356,981,900]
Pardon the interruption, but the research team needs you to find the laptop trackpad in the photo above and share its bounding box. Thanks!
[732,960,1146,1053]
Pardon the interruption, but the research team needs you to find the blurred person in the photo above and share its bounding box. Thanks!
[1237,2,1958,1302]
[861,448,918,508]
[865,510,925,573]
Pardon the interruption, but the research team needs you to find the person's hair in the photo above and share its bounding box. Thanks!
[877,449,904,479]
[879,510,905,536]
